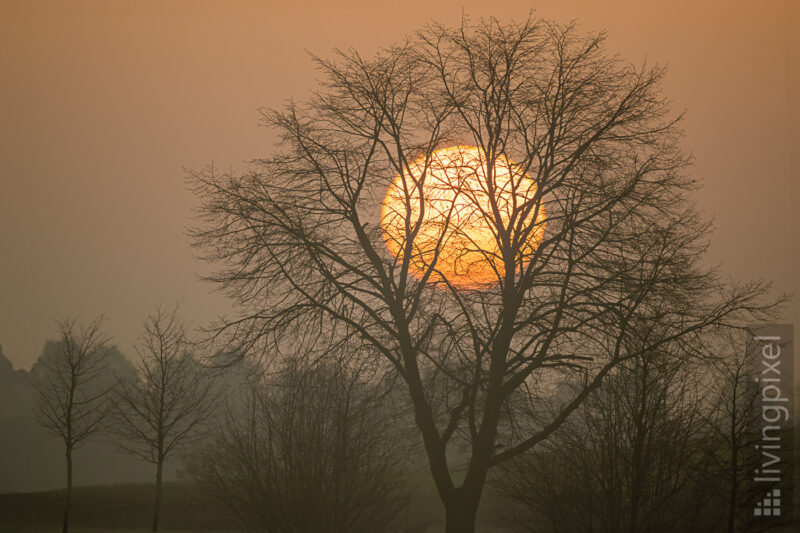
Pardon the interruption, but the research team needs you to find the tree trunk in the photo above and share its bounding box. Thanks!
[628,362,649,533]
[443,489,480,533]
[62,447,73,533]
[152,459,164,532]
[727,388,738,533]
[727,450,738,533]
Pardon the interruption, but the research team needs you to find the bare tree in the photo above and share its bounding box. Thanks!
[492,336,714,533]
[188,357,409,533]
[701,331,794,533]
[32,316,115,533]
[112,304,217,532]
[703,332,760,533]
[189,16,778,531]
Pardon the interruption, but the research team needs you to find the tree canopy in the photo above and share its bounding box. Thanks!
[190,15,777,532]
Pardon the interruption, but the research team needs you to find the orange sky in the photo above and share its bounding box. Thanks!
[1,0,797,370]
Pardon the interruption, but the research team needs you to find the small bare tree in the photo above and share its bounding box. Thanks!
[492,335,714,533]
[188,357,409,533]
[33,316,115,533]
[701,331,795,533]
[112,304,217,532]
[705,333,759,533]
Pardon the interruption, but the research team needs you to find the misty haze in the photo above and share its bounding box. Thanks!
[1,2,797,533]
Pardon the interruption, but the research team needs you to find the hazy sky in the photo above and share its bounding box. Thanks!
[1,0,797,370]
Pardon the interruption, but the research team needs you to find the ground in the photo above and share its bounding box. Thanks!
[0,481,516,532]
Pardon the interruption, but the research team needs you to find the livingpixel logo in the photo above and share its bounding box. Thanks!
[753,489,781,517]
[748,325,794,522]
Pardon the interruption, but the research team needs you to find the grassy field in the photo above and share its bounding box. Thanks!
[0,482,240,532]
[0,480,515,532]
[0,530,240,533]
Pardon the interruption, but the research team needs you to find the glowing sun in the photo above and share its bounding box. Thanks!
[381,146,546,288]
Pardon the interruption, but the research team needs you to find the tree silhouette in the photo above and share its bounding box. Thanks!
[702,331,794,533]
[32,316,115,533]
[492,335,715,533]
[190,16,777,532]
[189,357,409,532]
[112,304,217,532]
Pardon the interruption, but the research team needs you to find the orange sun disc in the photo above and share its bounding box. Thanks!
[380,146,546,288]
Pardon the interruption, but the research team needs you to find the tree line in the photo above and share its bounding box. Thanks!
[32,309,792,533]
[31,308,416,533]
[33,307,216,533]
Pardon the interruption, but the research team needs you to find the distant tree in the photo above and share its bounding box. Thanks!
[492,334,715,533]
[189,15,780,531]
[32,316,116,533]
[703,333,760,533]
[112,304,217,532]
[701,331,794,533]
[188,357,408,533]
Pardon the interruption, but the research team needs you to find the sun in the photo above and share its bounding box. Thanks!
[381,146,546,288]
